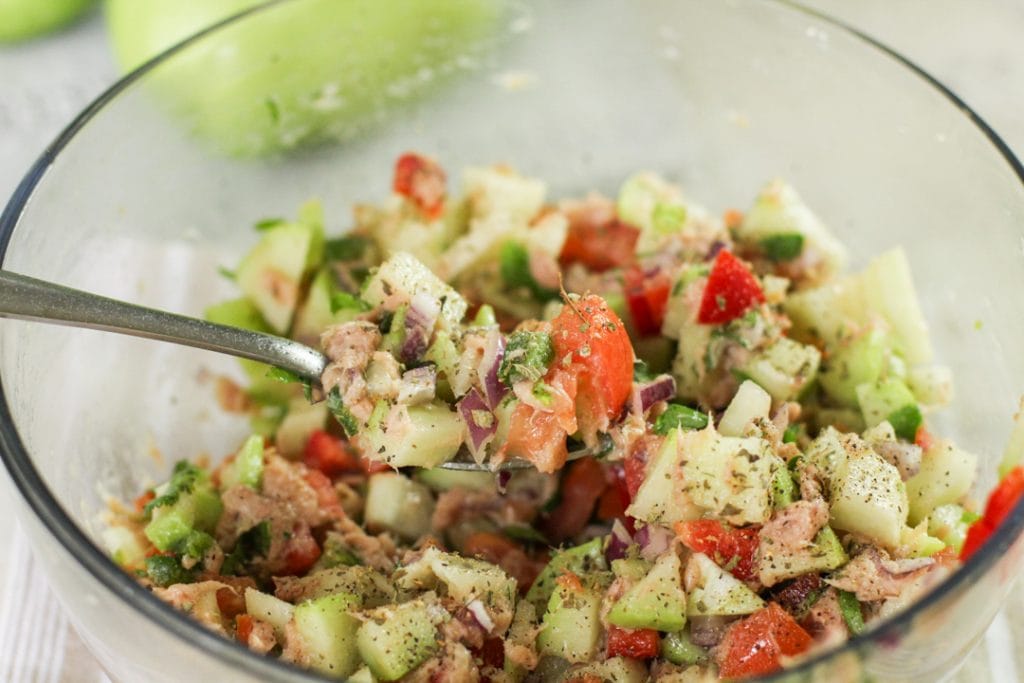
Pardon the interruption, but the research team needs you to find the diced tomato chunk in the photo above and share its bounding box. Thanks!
[303,430,361,477]
[541,457,608,544]
[235,614,254,645]
[697,249,765,325]
[555,571,584,593]
[984,466,1024,528]
[723,209,745,229]
[675,519,760,581]
[624,266,672,337]
[961,465,1024,561]
[502,402,570,474]
[596,463,630,522]
[477,636,505,669]
[393,152,446,219]
[717,603,813,679]
[303,468,345,520]
[280,524,321,576]
[606,626,660,659]
[134,490,155,514]
[559,217,640,272]
[216,587,247,620]
[550,294,634,443]
[914,425,935,451]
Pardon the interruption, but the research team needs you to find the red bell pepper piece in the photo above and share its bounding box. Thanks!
[697,249,765,325]
[606,626,661,659]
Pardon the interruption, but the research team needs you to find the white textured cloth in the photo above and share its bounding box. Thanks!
[2,3,1024,681]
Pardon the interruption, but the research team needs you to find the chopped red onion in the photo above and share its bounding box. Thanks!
[689,615,734,648]
[706,240,726,262]
[457,388,497,461]
[466,599,495,633]
[478,329,508,409]
[606,519,633,561]
[635,523,674,561]
[496,470,511,493]
[397,365,437,405]
[400,292,440,363]
[631,374,677,413]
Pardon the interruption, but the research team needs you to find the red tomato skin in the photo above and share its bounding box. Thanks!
[717,603,813,679]
[624,436,657,499]
[675,519,760,581]
[303,469,346,520]
[542,457,608,544]
[134,489,155,514]
[550,294,634,441]
[393,152,446,219]
[985,466,1024,528]
[477,636,505,669]
[960,520,993,561]
[597,463,630,521]
[280,524,321,576]
[961,465,1024,561]
[559,218,640,272]
[502,402,570,474]
[216,587,246,620]
[914,425,935,451]
[624,266,672,337]
[606,626,660,659]
[235,614,254,645]
[303,430,361,477]
[697,250,765,325]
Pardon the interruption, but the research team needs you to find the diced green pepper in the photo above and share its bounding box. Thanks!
[499,241,556,300]
[145,555,196,588]
[837,589,865,635]
[888,404,923,442]
[661,630,707,666]
[759,233,804,261]
[325,234,371,262]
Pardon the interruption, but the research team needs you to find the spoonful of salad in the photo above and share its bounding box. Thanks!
[0,264,647,472]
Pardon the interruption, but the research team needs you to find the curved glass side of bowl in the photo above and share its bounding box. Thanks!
[2,1,1024,682]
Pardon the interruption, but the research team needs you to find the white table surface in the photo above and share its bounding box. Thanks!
[2,2,1024,681]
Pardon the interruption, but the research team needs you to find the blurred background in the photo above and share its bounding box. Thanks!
[1,1,1023,681]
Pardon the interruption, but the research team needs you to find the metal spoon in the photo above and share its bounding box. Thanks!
[0,270,591,471]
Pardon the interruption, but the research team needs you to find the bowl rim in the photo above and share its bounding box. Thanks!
[2,1,1024,680]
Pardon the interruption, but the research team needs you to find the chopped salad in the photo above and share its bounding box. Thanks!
[105,154,1024,682]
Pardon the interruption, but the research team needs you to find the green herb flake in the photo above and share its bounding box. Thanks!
[633,359,656,383]
[652,403,709,435]
[325,235,370,262]
[887,403,923,441]
[782,424,800,444]
[143,461,205,518]
[327,387,360,437]
[499,330,555,386]
[145,555,195,588]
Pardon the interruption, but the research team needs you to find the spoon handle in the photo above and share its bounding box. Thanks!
[0,270,328,381]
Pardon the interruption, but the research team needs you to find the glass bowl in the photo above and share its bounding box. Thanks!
[3,1,1024,681]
